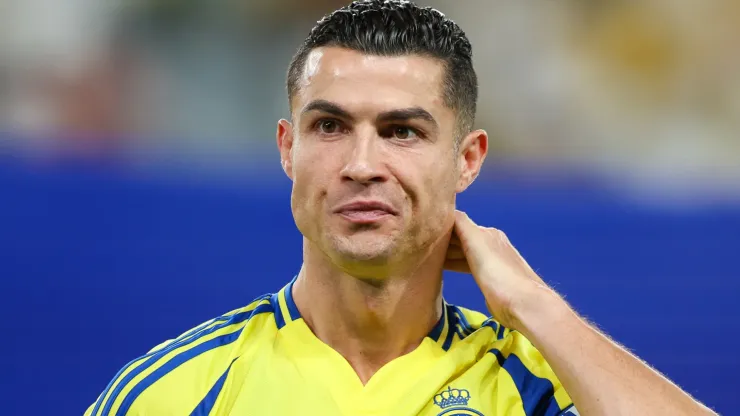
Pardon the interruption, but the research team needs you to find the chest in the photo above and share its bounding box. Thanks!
[211,348,528,416]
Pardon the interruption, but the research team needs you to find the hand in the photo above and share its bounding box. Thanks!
[444,210,552,330]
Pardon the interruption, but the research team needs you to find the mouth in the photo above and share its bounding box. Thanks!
[333,200,398,224]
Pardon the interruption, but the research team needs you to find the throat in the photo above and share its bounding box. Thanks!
[292,246,446,385]
[326,325,427,386]
[307,293,435,378]
[294,275,443,385]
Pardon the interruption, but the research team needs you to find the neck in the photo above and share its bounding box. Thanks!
[292,236,449,385]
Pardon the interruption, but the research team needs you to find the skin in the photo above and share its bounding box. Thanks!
[450,213,716,415]
[277,46,486,382]
[277,46,716,415]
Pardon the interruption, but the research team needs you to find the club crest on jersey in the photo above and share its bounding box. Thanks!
[433,387,483,416]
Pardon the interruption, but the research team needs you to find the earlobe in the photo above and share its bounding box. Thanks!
[455,158,470,193]
[455,129,488,193]
[455,171,474,193]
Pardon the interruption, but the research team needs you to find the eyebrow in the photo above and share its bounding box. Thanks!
[376,107,437,129]
[301,99,355,122]
[301,99,438,130]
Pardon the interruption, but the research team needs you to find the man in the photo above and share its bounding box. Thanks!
[85,1,716,415]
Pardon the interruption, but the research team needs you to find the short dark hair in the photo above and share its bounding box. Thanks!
[286,0,478,139]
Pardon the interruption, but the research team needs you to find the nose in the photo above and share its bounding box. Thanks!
[339,133,388,184]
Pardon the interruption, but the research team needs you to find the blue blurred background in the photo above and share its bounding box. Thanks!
[1,0,739,415]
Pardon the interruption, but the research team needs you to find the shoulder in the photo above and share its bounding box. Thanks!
[446,304,517,346]
[148,294,276,354]
[86,293,276,416]
[450,304,521,347]
[451,305,493,335]
[451,304,576,415]
[452,304,555,378]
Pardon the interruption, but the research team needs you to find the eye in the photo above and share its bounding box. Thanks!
[317,119,342,135]
[386,126,419,140]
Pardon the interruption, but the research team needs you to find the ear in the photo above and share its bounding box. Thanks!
[456,129,488,193]
[276,118,295,180]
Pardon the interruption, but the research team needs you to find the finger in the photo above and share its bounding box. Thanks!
[484,229,548,286]
[454,209,474,227]
[443,259,471,273]
[453,210,481,246]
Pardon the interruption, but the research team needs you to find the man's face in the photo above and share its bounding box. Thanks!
[278,47,483,276]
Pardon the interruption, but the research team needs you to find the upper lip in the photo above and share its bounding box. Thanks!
[334,200,398,215]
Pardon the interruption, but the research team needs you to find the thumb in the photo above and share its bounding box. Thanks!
[453,210,484,259]
[454,210,477,236]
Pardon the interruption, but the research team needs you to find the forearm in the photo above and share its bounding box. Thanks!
[513,286,716,416]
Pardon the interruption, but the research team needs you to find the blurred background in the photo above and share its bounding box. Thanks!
[0,0,738,414]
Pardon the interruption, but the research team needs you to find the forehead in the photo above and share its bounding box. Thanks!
[294,47,448,117]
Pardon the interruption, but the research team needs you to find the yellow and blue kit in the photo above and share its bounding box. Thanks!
[85,278,577,415]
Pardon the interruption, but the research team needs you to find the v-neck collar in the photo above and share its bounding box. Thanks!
[270,276,458,349]
[270,277,462,413]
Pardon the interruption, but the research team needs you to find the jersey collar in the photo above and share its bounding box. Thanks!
[271,276,458,350]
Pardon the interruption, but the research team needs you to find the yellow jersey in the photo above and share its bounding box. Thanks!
[85,278,577,415]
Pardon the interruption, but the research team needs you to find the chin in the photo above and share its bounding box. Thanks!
[328,234,397,266]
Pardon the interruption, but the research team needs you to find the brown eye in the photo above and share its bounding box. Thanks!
[318,120,341,134]
[393,127,417,140]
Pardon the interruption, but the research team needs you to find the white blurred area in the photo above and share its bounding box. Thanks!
[1,0,738,195]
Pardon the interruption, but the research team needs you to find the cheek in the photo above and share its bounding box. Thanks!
[290,158,323,239]
[291,163,315,212]
[291,148,333,215]
[425,176,455,219]
[420,157,457,201]
[394,154,457,220]
[418,168,457,232]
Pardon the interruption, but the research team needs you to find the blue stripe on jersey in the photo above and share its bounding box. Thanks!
[91,296,271,416]
[488,348,558,416]
[497,323,507,340]
[96,302,273,416]
[427,302,447,342]
[189,357,238,416]
[482,318,515,340]
[489,348,505,366]
[441,305,457,351]
[450,311,464,339]
[284,277,301,321]
[270,292,286,329]
[174,294,272,344]
[452,306,475,337]
[481,318,499,334]
[116,329,243,416]
[544,398,567,415]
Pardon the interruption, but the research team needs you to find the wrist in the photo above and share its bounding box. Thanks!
[509,284,575,341]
